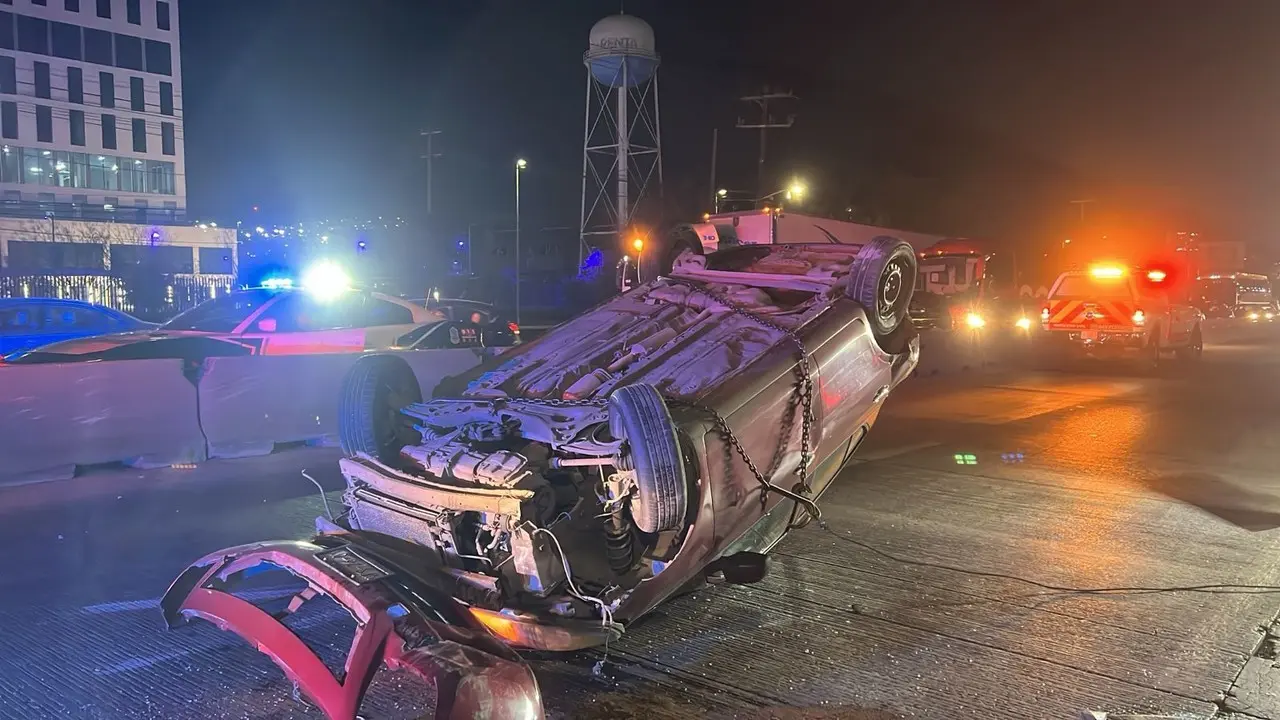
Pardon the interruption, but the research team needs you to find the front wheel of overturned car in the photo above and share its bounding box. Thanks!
[847,236,917,351]
[338,356,423,466]
[609,384,688,534]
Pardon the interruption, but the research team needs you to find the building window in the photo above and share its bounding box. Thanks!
[67,66,82,103]
[131,117,144,152]
[98,70,113,107]
[155,0,169,30]
[96,0,109,18]
[72,194,87,204]
[143,39,170,76]
[17,15,48,55]
[160,121,172,155]
[0,55,14,94]
[1,101,16,139]
[121,156,143,191]
[129,75,142,110]
[91,154,117,190]
[0,12,13,51]
[101,112,115,149]
[33,0,46,6]
[70,109,84,146]
[34,61,50,99]
[126,0,140,25]
[83,27,110,65]
[51,21,81,60]
[65,0,80,11]
[114,34,142,71]
[0,150,15,185]
[159,80,172,115]
[35,105,51,143]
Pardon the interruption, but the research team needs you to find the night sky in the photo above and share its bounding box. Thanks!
[179,0,1280,251]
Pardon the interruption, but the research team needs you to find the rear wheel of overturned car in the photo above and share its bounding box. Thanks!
[338,356,423,466]
[608,384,688,534]
[847,235,918,351]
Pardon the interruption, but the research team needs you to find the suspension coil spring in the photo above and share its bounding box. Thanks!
[604,515,636,575]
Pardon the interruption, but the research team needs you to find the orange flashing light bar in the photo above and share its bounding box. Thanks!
[1146,269,1167,282]
[1089,264,1126,279]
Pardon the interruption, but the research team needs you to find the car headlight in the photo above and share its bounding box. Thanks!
[966,313,986,329]
[1015,317,1031,330]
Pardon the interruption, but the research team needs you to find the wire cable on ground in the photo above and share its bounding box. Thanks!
[818,521,1280,596]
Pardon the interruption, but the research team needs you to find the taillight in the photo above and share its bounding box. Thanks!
[1040,307,1050,321]
[507,321,520,334]
[1132,309,1145,325]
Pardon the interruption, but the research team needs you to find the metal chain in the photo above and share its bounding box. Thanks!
[661,278,819,522]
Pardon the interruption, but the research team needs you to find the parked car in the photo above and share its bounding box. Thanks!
[3,287,517,364]
[161,239,921,720]
[0,298,155,358]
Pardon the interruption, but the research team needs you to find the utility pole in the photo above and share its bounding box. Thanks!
[420,129,443,216]
[1068,198,1096,224]
[736,87,797,205]
[708,128,718,213]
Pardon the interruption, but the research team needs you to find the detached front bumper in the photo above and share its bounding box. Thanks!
[160,532,545,720]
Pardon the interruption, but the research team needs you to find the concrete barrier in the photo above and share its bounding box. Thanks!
[0,359,206,485]
[197,348,493,459]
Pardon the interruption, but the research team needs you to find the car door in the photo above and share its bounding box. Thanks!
[0,306,43,355]
[243,292,368,355]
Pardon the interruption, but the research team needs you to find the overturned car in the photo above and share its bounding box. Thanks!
[161,239,920,720]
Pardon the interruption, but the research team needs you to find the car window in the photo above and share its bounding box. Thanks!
[365,298,415,327]
[46,305,112,333]
[259,292,366,333]
[162,290,276,332]
[1,307,41,332]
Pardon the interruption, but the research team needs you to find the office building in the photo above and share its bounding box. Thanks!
[0,0,183,219]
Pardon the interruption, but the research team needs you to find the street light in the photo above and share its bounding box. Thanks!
[514,158,527,324]
[631,237,644,284]
[784,180,807,202]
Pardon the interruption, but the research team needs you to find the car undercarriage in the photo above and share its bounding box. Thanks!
[162,239,920,720]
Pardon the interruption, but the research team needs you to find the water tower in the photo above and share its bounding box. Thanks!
[579,14,663,265]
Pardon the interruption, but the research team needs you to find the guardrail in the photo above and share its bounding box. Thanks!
[0,348,496,486]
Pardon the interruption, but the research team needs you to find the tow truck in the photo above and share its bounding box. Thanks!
[1038,261,1204,367]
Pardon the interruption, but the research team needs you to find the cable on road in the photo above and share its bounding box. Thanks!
[818,522,1280,596]
[300,470,335,521]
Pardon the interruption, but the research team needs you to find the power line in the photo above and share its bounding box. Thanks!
[736,87,797,203]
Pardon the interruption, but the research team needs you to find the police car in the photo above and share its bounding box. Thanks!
[1039,262,1204,366]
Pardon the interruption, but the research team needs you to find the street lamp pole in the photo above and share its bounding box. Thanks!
[515,158,527,324]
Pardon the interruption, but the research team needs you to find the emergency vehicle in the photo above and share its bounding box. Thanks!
[1039,262,1204,366]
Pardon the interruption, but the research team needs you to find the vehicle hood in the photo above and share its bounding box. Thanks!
[10,329,209,357]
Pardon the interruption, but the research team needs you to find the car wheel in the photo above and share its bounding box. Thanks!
[1177,324,1203,362]
[338,356,422,465]
[1146,332,1161,370]
[608,384,687,534]
[847,236,917,347]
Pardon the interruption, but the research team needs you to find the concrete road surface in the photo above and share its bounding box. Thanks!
[4,327,1280,719]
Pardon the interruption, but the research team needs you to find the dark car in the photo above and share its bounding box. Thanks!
[162,239,921,719]
[0,298,155,358]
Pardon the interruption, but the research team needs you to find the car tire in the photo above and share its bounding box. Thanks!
[608,384,687,534]
[1177,324,1203,363]
[847,236,917,346]
[1146,332,1161,370]
[338,356,422,466]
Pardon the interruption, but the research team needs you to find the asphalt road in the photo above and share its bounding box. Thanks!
[4,326,1280,720]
